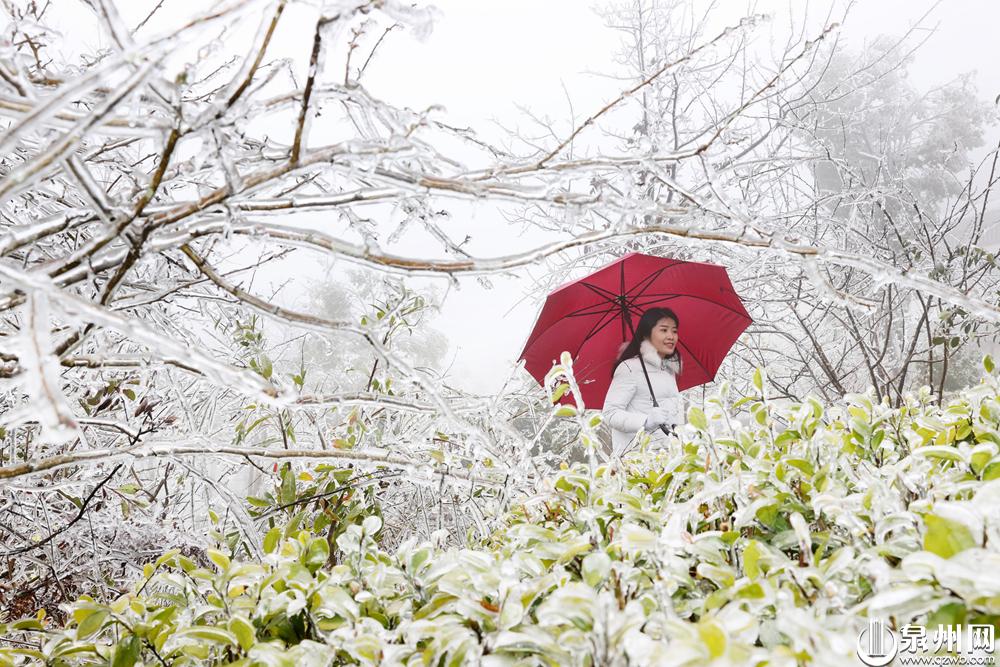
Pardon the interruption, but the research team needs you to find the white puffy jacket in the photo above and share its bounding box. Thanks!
[602,339,684,455]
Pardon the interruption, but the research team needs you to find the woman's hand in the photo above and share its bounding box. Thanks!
[644,407,674,430]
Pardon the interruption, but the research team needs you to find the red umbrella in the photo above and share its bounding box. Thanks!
[519,252,752,408]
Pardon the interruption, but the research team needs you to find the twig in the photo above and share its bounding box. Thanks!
[0,464,123,556]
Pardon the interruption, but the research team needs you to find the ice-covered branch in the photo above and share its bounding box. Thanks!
[0,440,508,488]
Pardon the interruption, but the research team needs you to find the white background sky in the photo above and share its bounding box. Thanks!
[351,0,1000,394]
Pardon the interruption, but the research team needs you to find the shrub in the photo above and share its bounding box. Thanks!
[6,361,1000,665]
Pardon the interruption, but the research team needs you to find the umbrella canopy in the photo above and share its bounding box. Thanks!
[519,252,752,408]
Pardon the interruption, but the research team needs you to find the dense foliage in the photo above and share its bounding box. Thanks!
[6,359,1000,665]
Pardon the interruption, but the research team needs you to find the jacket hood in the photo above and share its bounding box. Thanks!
[640,339,682,375]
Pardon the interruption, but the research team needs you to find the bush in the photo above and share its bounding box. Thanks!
[6,361,1000,666]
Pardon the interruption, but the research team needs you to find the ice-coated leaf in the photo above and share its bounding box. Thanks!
[923,513,978,558]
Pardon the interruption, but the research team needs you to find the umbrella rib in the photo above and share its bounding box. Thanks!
[579,280,620,301]
[574,284,651,354]
[563,286,624,317]
[560,281,631,318]
[632,292,752,320]
[632,295,680,306]
[579,282,621,304]
[561,297,621,319]
[616,282,652,326]
[564,305,623,318]
[678,338,712,380]
[623,261,688,298]
[623,264,672,298]
[573,307,629,358]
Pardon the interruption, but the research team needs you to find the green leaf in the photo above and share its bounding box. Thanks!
[11,619,45,631]
[743,540,763,579]
[752,367,763,393]
[154,549,180,569]
[229,616,256,652]
[986,355,996,374]
[305,537,330,570]
[76,610,108,639]
[783,457,814,476]
[736,581,766,599]
[983,461,1000,481]
[698,619,727,658]
[914,446,964,463]
[263,527,281,554]
[774,430,800,447]
[923,513,977,558]
[174,626,237,645]
[971,447,994,475]
[582,552,611,587]
[111,635,140,667]
[280,467,296,506]
[207,549,230,572]
[697,563,735,588]
[688,406,708,431]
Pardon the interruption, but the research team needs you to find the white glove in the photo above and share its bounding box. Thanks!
[644,407,673,430]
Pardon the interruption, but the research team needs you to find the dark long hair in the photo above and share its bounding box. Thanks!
[612,307,681,375]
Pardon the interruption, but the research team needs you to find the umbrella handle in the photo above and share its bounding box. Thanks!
[635,342,674,438]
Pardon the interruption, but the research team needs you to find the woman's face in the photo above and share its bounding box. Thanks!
[648,317,679,357]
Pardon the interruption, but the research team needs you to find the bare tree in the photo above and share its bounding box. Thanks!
[752,36,1000,404]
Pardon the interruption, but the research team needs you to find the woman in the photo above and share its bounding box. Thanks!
[603,307,684,456]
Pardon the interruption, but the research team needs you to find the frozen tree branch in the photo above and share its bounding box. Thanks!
[0,441,507,488]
